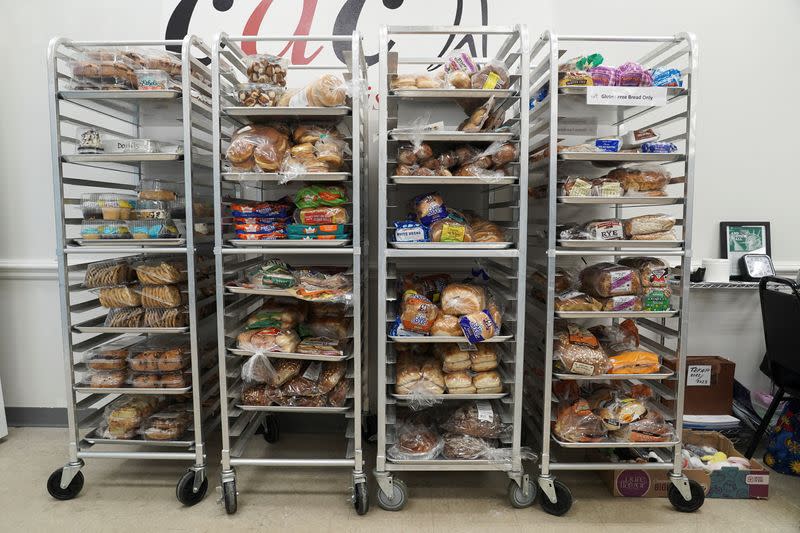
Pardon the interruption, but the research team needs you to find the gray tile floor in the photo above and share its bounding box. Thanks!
[2,427,798,532]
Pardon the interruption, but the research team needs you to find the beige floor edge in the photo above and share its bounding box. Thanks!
[2,427,798,532]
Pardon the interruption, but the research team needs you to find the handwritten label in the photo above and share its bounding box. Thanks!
[587,86,667,107]
[687,364,712,386]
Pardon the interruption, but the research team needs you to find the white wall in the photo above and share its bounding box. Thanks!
[0,0,797,411]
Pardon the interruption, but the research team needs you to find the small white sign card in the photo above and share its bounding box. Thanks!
[587,86,667,107]
[687,364,712,387]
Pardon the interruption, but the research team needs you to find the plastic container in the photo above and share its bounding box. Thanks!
[83,259,133,288]
[122,47,182,78]
[104,307,144,328]
[80,193,103,219]
[128,337,190,372]
[104,395,162,438]
[128,219,180,240]
[131,371,189,389]
[135,69,169,90]
[99,193,136,220]
[138,179,178,202]
[244,54,288,86]
[235,83,285,107]
[85,369,129,388]
[132,259,187,284]
[132,199,171,220]
[81,220,132,240]
[77,127,104,154]
[143,307,188,328]
[84,337,144,363]
[104,138,159,154]
[142,410,192,441]
[69,48,138,90]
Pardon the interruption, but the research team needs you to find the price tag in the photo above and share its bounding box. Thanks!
[476,400,494,422]
[587,86,667,107]
[302,361,322,381]
[687,365,712,386]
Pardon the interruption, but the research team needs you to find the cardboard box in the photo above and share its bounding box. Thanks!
[664,356,736,415]
[602,430,769,499]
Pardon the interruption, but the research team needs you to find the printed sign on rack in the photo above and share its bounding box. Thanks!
[557,117,598,137]
[586,86,667,107]
[687,364,712,387]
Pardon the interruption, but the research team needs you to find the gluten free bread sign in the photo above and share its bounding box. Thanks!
[587,86,667,106]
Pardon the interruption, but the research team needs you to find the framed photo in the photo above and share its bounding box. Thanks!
[720,222,771,276]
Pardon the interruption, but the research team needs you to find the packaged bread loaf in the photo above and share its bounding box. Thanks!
[554,322,610,375]
[606,166,669,194]
[429,212,473,242]
[623,214,675,237]
[599,295,643,312]
[445,370,475,393]
[470,217,506,242]
[138,284,185,308]
[133,260,186,284]
[440,284,486,315]
[629,229,677,241]
[579,262,642,298]
[413,192,447,226]
[459,309,498,343]
[431,314,463,336]
[441,401,504,438]
[237,327,300,353]
[104,307,144,328]
[473,370,502,393]
[388,419,443,460]
[394,354,445,395]
[440,344,472,373]
[289,74,347,107]
[554,399,608,442]
[471,60,510,89]
[470,344,498,372]
[617,257,669,287]
[554,290,603,312]
[294,206,348,225]
[225,125,291,172]
[143,307,187,328]
[400,291,439,334]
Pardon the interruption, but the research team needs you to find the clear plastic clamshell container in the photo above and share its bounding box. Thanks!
[81,220,132,240]
[128,219,180,240]
[142,408,192,441]
[132,259,187,285]
[127,336,190,372]
[138,179,179,202]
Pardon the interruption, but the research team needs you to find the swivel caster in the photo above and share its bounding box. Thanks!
[508,478,537,508]
[376,478,408,511]
[47,468,84,501]
[668,479,705,512]
[353,480,369,515]
[539,479,572,516]
[222,479,238,515]
[176,469,208,506]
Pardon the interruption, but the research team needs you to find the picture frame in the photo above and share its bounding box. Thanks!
[720,221,771,277]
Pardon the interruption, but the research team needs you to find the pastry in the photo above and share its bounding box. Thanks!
[246,54,287,85]
[90,370,127,388]
[132,373,159,388]
[159,372,187,388]
[447,70,471,89]
[139,284,184,309]
[431,314,462,336]
[237,328,301,353]
[134,261,185,285]
[98,286,141,308]
[84,261,131,288]
[470,345,498,372]
[143,307,186,328]
[236,84,283,107]
[607,167,670,193]
[104,307,144,328]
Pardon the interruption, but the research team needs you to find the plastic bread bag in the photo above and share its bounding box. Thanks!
[561,176,594,197]
[617,62,653,87]
[616,257,669,287]
[642,286,672,311]
[592,393,648,431]
[136,284,187,309]
[237,327,301,353]
[230,198,294,220]
[471,60,510,90]
[291,284,352,305]
[591,177,624,197]
[640,141,677,154]
[314,136,350,172]
[458,309,498,343]
[607,350,661,374]
[292,267,351,290]
[612,412,674,443]
[240,351,278,385]
[441,401,506,439]
[244,53,288,85]
[400,291,439,335]
[143,307,187,328]
[587,65,618,86]
[553,290,603,312]
[95,285,141,308]
[298,316,350,339]
[294,206,349,225]
[247,259,295,289]
[224,125,290,172]
[429,211,474,243]
[412,191,447,226]
[245,309,303,331]
[289,74,350,107]
[390,72,445,90]
[294,185,348,209]
[579,262,642,298]
[442,433,538,463]
[650,67,683,87]
[443,49,478,80]
[388,419,444,461]
[623,214,676,238]
[553,322,610,376]
[580,219,625,241]
[605,166,670,196]
[440,283,486,315]
[394,219,428,242]
[554,398,608,442]
[470,217,507,243]
[458,96,495,132]
[589,319,640,355]
[599,295,643,312]
[398,142,435,166]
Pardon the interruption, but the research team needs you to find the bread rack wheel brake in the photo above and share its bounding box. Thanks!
[668,475,705,512]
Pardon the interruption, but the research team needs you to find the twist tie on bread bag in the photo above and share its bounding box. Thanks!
[405,384,443,411]
[241,350,278,385]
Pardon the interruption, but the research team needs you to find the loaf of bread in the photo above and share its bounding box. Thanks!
[470,345,498,372]
[444,371,473,391]
[617,257,669,287]
[579,263,642,298]
[441,401,504,438]
[237,328,300,353]
[607,167,670,193]
[400,292,439,334]
[440,345,472,373]
[431,314,463,336]
[554,290,603,311]
[440,284,486,315]
[623,214,675,237]
[629,229,677,241]
[473,370,502,393]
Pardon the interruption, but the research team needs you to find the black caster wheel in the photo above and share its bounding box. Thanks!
[353,481,369,515]
[376,479,408,512]
[668,479,705,512]
[222,480,238,515]
[261,416,280,443]
[540,480,572,516]
[508,479,537,508]
[47,468,84,501]
[176,469,208,506]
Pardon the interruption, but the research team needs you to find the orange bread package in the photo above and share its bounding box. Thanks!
[608,350,660,374]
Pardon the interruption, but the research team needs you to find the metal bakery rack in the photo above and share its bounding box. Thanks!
[375,25,535,510]
[210,32,369,515]
[46,37,220,504]
[524,32,704,514]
